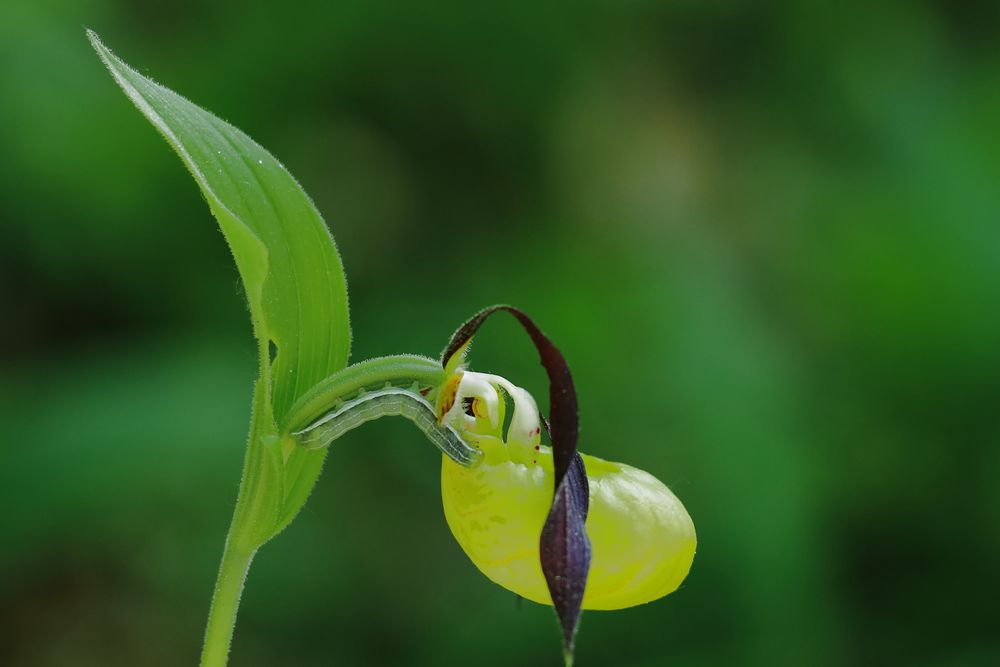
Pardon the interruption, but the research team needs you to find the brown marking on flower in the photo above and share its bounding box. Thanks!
[437,373,462,423]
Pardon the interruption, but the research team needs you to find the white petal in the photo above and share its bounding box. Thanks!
[474,373,541,447]
[446,371,501,429]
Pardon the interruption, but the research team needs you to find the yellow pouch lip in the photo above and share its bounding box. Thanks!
[441,450,696,610]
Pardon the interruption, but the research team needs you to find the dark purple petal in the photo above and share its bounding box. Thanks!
[541,452,591,660]
[443,305,591,662]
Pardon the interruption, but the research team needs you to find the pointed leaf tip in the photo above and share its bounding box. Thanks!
[88,32,352,538]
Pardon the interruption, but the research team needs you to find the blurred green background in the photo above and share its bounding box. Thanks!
[2,1,999,665]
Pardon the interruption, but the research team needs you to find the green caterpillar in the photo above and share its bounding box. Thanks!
[294,385,482,467]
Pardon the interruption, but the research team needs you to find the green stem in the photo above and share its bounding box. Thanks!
[198,355,449,666]
[200,372,277,667]
[200,534,256,667]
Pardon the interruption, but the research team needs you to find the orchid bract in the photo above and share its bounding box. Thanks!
[88,30,696,667]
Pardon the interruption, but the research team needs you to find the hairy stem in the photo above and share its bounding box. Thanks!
[200,535,256,667]
[199,354,450,665]
[200,370,276,667]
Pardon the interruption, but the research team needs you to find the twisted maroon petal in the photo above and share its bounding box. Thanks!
[443,305,591,659]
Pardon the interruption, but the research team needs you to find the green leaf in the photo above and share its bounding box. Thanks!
[88,31,351,540]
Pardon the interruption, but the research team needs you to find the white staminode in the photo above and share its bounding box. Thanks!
[442,371,542,450]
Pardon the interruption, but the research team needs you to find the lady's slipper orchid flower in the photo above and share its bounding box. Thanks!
[438,368,697,610]
[434,306,697,662]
